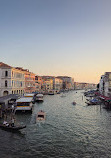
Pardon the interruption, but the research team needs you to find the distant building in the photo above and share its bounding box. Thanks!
[53,77,63,92]
[99,75,105,95]
[35,76,43,92]
[74,82,96,90]
[57,76,74,90]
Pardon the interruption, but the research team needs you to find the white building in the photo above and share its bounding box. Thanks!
[53,78,63,92]
[0,62,25,97]
[104,72,111,97]
[99,75,105,95]
[99,72,111,97]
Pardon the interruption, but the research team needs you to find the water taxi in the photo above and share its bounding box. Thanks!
[36,94,44,102]
[16,97,34,112]
[36,110,45,121]
[48,90,55,95]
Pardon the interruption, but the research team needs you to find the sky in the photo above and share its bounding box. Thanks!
[0,0,111,84]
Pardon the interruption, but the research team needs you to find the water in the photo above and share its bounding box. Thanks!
[1,90,111,158]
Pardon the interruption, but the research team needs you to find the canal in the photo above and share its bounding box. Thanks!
[0,90,111,158]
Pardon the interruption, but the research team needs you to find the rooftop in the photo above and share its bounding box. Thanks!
[0,62,12,68]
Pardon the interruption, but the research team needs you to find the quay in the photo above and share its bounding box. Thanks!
[0,94,20,118]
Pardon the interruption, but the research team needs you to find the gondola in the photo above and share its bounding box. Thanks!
[0,124,26,132]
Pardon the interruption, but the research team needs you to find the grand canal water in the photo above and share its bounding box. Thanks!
[1,90,111,158]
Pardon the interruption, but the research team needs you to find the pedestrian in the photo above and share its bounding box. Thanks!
[11,118,15,127]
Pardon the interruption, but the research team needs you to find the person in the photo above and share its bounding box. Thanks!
[12,105,15,113]
[11,118,15,127]
[3,120,9,126]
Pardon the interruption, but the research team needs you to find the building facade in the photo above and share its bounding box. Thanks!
[0,62,25,97]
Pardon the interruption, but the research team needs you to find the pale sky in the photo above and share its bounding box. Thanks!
[1,0,111,84]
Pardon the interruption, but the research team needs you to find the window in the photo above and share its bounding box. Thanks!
[5,80,7,87]
[5,71,8,77]
[12,80,13,87]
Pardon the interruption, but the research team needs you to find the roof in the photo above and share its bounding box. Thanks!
[16,97,33,102]
[0,62,12,68]
[24,93,35,97]
[37,94,43,97]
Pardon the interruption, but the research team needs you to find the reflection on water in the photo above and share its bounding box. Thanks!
[0,90,111,158]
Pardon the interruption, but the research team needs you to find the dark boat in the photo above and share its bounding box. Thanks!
[0,124,26,132]
[72,101,76,105]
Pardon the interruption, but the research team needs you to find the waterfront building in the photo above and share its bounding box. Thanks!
[74,82,96,90]
[42,76,53,93]
[35,76,44,92]
[99,75,105,95]
[41,76,63,93]
[57,76,74,90]
[100,72,111,97]
[0,62,25,97]
[53,77,63,92]
[16,67,36,93]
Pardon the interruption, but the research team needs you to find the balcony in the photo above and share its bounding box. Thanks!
[1,75,11,79]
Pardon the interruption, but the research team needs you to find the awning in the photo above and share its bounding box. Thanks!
[99,95,111,101]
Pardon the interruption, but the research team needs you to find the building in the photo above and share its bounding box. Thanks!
[35,76,44,92]
[0,62,25,97]
[99,75,105,95]
[41,76,54,93]
[57,76,74,90]
[74,82,96,90]
[100,72,111,97]
[53,77,63,92]
[16,67,36,93]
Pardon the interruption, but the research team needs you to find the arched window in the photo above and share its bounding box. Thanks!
[5,80,7,87]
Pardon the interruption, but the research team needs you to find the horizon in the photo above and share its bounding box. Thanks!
[1,0,111,84]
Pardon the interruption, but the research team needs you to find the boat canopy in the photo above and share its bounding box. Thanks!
[37,94,43,97]
[24,93,35,97]
[16,97,33,103]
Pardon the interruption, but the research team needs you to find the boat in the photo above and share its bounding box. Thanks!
[48,90,55,95]
[36,110,45,121]
[0,123,26,132]
[16,97,34,112]
[72,101,76,105]
[60,93,66,97]
[85,98,101,106]
[36,94,44,102]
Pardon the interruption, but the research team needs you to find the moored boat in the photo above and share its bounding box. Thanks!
[16,97,34,112]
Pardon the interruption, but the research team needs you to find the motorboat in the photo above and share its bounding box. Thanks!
[72,101,76,105]
[37,110,45,121]
[48,90,55,95]
[36,94,44,102]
